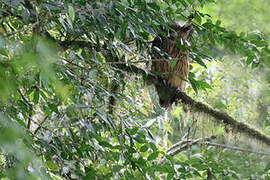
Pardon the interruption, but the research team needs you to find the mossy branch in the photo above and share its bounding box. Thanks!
[113,63,270,146]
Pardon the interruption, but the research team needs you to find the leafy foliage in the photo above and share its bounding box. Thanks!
[0,0,270,179]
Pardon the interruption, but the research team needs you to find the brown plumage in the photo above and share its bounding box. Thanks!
[151,18,193,107]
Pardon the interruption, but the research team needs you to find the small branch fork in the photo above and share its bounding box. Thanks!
[161,136,270,164]
[161,136,216,164]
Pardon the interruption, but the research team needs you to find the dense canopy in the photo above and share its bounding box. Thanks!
[1,0,270,179]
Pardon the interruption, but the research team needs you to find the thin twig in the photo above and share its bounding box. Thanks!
[17,89,32,107]
[168,136,216,156]
[33,116,49,135]
[161,136,216,164]
[17,89,33,129]
[201,142,270,156]
[4,22,39,37]
[30,116,79,132]
[59,57,87,69]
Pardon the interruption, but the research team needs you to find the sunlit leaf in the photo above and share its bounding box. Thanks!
[68,5,75,21]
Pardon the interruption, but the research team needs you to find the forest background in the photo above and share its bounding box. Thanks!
[1,0,270,179]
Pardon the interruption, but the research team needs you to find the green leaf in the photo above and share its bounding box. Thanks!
[164,163,175,173]
[194,57,207,68]
[147,152,158,160]
[45,161,58,171]
[178,167,186,173]
[189,78,198,93]
[153,163,174,173]
[97,53,105,63]
[194,14,202,25]
[189,72,195,78]
[202,22,214,29]
[113,145,124,150]
[140,145,148,152]
[246,33,261,40]
[197,80,212,90]
[152,164,165,172]
[112,165,123,172]
[149,142,157,152]
[147,2,160,10]
[216,20,221,26]
[0,48,8,57]
[252,40,268,47]
[186,0,194,5]
[129,127,139,135]
[39,90,47,101]
[246,55,254,65]
[192,169,202,177]
[251,62,259,68]
[68,5,75,22]
[128,147,137,153]
[18,100,29,113]
[99,141,113,148]
[134,136,146,143]
[180,0,188,7]
[167,172,175,180]
[137,157,146,166]
[186,157,202,164]
[33,89,39,104]
[193,164,208,171]
[48,103,59,114]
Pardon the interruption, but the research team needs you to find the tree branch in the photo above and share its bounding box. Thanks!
[162,137,270,164]
[175,90,270,146]
[201,142,270,156]
[167,136,216,156]
[167,136,216,153]
[17,89,33,129]
[161,136,216,164]
[113,63,270,146]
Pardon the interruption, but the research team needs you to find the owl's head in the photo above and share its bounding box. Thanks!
[167,16,194,42]
[177,17,194,41]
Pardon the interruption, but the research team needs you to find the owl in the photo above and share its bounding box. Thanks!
[151,18,193,107]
